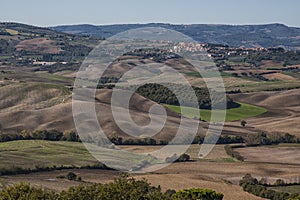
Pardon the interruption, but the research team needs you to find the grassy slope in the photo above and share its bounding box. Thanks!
[0,141,237,175]
[0,140,158,171]
[0,82,71,112]
[267,185,300,193]
[0,140,99,169]
[165,102,267,122]
[185,70,300,92]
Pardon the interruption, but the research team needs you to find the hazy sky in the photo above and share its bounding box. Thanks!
[1,0,299,27]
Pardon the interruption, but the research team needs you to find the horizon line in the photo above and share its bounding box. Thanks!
[1,21,300,29]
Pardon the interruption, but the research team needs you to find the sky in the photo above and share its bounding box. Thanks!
[0,0,299,27]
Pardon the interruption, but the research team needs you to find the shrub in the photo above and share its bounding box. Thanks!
[239,173,258,186]
[224,145,244,161]
[66,172,77,181]
[59,174,170,200]
[0,183,57,200]
[76,176,82,181]
[177,153,190,162]
[63,131,80,142]
[241,120,247,127]
[275,179,285,186]
[165,154,179,163]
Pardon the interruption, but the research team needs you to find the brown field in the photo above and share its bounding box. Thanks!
[188,75,259,90]
[0,84,271,139]
[1,61,299,138]
[225,69,279,75]
[229,89,300,136]
[0,88,206,139]
[2,144,300,200]
[262,72,296,81]
[259,60,284,70]
[0,83,68,113]
[236,144,300,165]
[3,83,299,139]
[15,37,62,54]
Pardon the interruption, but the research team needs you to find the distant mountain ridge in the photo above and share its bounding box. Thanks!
[51,23,300,49]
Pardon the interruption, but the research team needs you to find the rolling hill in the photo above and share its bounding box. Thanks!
[1,22,299,139]
[51,23,300,49]
[0,88,201,139]
[0,22,100,67]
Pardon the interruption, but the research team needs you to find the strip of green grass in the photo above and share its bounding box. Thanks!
[183,71,231,78]
[0,140,158,172]
[267,185,300,194]
[164,102,267,122]
[0,140,98,169]
[282,71,300,79]
[35,72,74,84]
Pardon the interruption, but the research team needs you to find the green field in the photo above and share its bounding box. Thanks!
[164,102,267,122]
[268,185,300,194]
[0,140,158,171]
[0,140,99,169]
[0,141,237,174]
[282,71,300,79]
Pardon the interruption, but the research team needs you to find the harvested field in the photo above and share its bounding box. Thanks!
[15,37,62,54]
[262,72,296,81]
[236,144,300,165]
[230,89,300,136]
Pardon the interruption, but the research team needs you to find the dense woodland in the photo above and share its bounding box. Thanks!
[134,83,239,109]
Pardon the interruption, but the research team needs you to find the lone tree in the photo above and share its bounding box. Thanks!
[177,153,190,162]
[66,172,77,181]
[241,120,247,127]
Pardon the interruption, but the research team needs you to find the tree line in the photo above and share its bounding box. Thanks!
[239,174,300,200]
[224,145,244,161]
[3,129,299,146]
[108,133,244,146]
[0,130,299,147]
[0,175,224,200]
[0,130,80,143]
[0,163,108,176]
[245,132,300,146]
[0,130,244,145]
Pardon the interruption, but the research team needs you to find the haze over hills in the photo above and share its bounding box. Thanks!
[51,23,300,49]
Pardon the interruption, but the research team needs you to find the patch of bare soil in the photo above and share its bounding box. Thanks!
[15,37,62,54]
[229,89,300,136]
[262,73,296,81]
